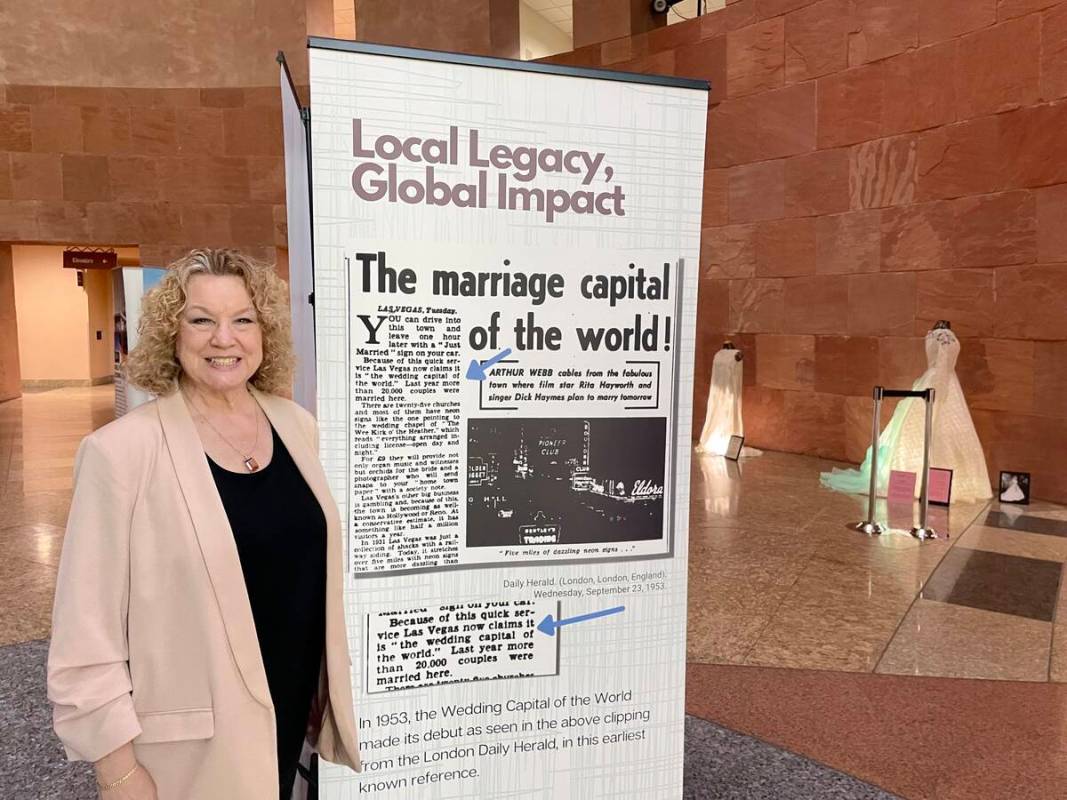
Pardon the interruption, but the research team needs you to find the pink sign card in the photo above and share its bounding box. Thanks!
[887,470,917,504]
[928,468,954,506]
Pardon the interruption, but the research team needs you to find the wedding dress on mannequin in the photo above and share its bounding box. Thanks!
[821,323,992,502]
[695,342,743,456]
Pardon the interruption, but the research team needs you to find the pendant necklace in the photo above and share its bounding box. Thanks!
[188,391,262,472]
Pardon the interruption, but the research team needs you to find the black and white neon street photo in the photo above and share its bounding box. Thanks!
[466,417,666,547]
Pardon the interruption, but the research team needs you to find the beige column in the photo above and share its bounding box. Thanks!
[0,246,22,402]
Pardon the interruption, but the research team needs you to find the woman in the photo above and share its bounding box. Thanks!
[47,250,360,799]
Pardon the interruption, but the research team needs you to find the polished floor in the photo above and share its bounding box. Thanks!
[2,386,1066,798]
[0,386,113,648]
[689,451,1067,682]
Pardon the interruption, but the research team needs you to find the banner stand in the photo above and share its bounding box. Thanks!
[285,39,708,799]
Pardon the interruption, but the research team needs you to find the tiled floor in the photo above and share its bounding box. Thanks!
[4,386,1067,799]
[688,449,1067,683]
[0,386,114,647]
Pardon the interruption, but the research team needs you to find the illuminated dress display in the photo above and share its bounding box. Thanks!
[695,343,743,457]
[821,325,993,502]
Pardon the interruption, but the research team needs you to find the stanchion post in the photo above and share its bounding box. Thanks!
[911,388,938,540]
[850,386,885,535]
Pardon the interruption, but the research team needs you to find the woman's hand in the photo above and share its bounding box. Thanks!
[94,742,158,799]
[97,764,157,799]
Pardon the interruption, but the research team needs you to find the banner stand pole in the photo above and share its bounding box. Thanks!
[911,388,938,540]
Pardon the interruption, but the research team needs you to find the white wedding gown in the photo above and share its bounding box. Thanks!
[695,348,743,456]
[821,329,992,502]
[1001,477,1025,502]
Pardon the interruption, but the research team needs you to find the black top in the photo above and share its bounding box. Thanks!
[208,426,327,799]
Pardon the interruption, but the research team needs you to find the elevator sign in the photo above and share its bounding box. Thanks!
[62,249,117,270]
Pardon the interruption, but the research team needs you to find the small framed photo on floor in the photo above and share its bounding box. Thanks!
[928,467,954,506]
[998,470,1030,505]
[725,435,744,461]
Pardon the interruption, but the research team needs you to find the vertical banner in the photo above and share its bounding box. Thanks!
[305,39,707,799]
[280,59,318,413]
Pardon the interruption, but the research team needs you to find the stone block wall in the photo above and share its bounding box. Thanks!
[545,0,1067,502]
[0,84,290,268]
[0,0,313,400]
[354,0,521,57]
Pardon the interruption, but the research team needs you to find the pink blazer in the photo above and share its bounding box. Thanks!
[48,388,360,799]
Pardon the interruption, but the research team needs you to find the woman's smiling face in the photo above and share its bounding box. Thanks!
[175,274,263,397]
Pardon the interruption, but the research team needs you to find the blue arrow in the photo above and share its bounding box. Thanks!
[537,605,625,637]
[466,348,513,381]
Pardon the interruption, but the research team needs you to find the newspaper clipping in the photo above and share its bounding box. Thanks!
[366,600,560,694]
[348,243,677,575]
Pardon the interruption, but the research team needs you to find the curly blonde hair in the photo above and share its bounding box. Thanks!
[124,249,295,396]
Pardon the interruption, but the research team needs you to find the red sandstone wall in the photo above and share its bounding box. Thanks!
[572,0,666,49]
[355,0,521,57]
[545,0,1067,502]
[0,0,319,270]
[0,84,288,268]
[0,0,315,397]
[0,0,307,88]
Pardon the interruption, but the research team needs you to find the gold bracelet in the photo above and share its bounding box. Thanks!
[97,763,139,791]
